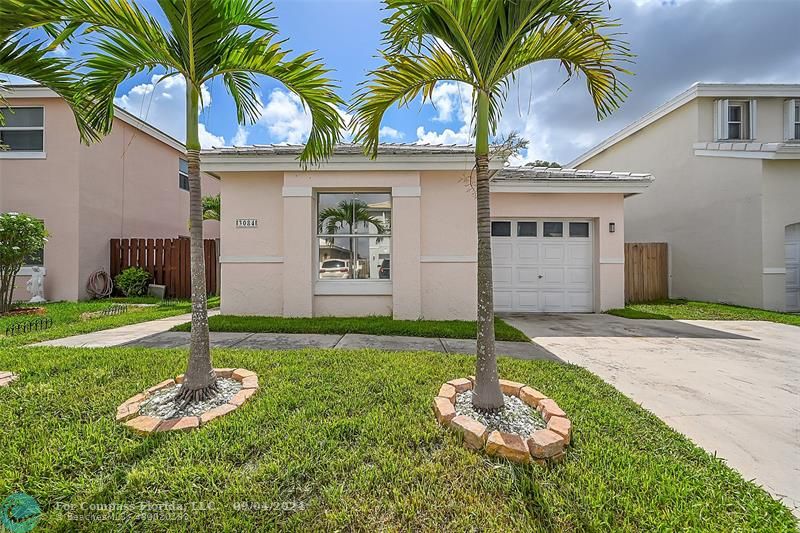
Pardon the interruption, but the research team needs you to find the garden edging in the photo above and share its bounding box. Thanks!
[433,377,572,464]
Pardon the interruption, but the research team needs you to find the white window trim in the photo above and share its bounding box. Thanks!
[786,99,800,141]
[178,159,189,191]
[715,99,756,141]
[314,191,393,295]
[0,105,46,158]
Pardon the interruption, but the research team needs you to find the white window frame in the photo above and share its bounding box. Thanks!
[178,159,189,191]
[314,190,393,296]
[715,99,756,141]
[0,105,46,159]
[785,99,800,141]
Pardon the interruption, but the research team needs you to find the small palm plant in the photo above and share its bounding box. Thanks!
[352,0,632,410]
[13,0,344,402]
[202,194,221,222]
[318,199,388,236]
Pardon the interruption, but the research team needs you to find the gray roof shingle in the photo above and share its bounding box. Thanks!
[202,142,476,156]
[493,166,653,183]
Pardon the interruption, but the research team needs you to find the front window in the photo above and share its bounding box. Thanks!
[179,159,189,191]
[317,192,391,280]
[0,107,44,152]
[726,101,750,140]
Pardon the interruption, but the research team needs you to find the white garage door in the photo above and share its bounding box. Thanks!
[492,219,594,312]
[786,223,800,312]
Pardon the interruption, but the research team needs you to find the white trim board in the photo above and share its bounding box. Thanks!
[315,280,392,296]
[568,83,800,167]
[420,256,477,263]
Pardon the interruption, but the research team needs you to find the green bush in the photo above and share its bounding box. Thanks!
[114,267,151,297]
[0,212,48,313]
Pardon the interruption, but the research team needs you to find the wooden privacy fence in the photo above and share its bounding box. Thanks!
[624,242,668,303]
[110,238,218,299]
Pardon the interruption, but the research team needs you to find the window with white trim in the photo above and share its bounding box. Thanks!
[0,107,44,151]
[785,99,800,140]
[715,99,756,141]
[317,192,391,280]
[179,159,189,191]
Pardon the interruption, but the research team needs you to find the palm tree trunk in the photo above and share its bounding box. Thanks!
[177,82,217,403]
[471,90,504,411]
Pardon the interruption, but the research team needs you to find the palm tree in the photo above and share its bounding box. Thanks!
[318,199,388,236]
[18,0,344,402]
[352,0,631,410]
[0,8,96,141]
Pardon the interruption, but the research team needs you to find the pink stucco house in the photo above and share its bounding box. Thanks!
[202,144,652,319]
[0,85,220,302]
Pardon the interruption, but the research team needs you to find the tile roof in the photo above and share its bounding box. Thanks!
[494,166,653,182]
[202,142,476,155]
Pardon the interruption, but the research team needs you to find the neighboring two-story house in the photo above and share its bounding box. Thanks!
[0,85,220,302]
[569,83,800,312]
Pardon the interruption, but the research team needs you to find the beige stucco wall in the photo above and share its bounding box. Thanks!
[218,168,627,319]
[761,160,800,310]
[578,98,771,308]
[1,97,220,302]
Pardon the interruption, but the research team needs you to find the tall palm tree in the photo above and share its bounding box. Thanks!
[15,0,344,402]
[352,0,631,410]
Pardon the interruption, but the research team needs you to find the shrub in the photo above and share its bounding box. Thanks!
[115,267,151,297]
[0,213,47,313]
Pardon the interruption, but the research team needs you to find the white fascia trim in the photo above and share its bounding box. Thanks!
[282,186,313,197]
[392,186,421,197]
[201,154,501,173]
[568,82,800,167]
[18,266,46,276]
[0,152,46,159]
[693,149,799,160]
[599,258,625,264]
[490,181,652,195]
[220,256,283,264]
[420,256,477,263]
[1,85,186,154]
[763,267,786,274]
[315,280,392,296]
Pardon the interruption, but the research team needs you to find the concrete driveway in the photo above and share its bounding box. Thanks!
[503,313,800,516]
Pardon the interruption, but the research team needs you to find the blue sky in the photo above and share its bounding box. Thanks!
[6,0,800,165]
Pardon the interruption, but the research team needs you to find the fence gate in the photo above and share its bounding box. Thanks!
[624,242,668,303]
[110,238,218,299]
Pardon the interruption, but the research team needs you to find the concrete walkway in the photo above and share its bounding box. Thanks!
[31,310,221,348]
[30,313,559,360]
[503,312,800,516]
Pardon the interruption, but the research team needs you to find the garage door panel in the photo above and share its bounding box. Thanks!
[494,290,513,310]
[516,291,539,310]
[516,267,540,285]
[493,242,514,264]
[541,244,565,262]
[787,224,800,312]
[492,219,593,312]
[566,267,592,285]
[517,243,539,262]
[493,266,513,285]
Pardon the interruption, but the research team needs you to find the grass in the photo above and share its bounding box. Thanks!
[0,347,794,531]
[172,314,531,342]
[607,299,800,326]
[0,297,220,349]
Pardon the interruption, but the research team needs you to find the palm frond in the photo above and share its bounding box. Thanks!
[351,46,473,156]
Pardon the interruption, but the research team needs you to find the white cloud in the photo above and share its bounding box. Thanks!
[378,126,404,141]
[414,81,475,145]
[231,125,249,146]
[51,45,68,57]
[257,89,312,144]
[114,74,225,148]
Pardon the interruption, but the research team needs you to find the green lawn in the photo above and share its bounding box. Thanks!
[0,347,793,531]
[0,297,220,349]
[607,299,800,326]
[172,314,531,342]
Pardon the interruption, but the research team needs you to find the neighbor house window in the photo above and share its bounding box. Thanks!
[317,192,391,280]
[179,159,189,191]
[785,99,800,140]
[715,99,756,140]
[0,107,44,152]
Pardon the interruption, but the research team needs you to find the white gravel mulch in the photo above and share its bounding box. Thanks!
[139,378,242,419]
[455,391,546,439]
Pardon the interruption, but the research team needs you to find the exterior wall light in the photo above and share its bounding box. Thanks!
[609,222,616,233]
